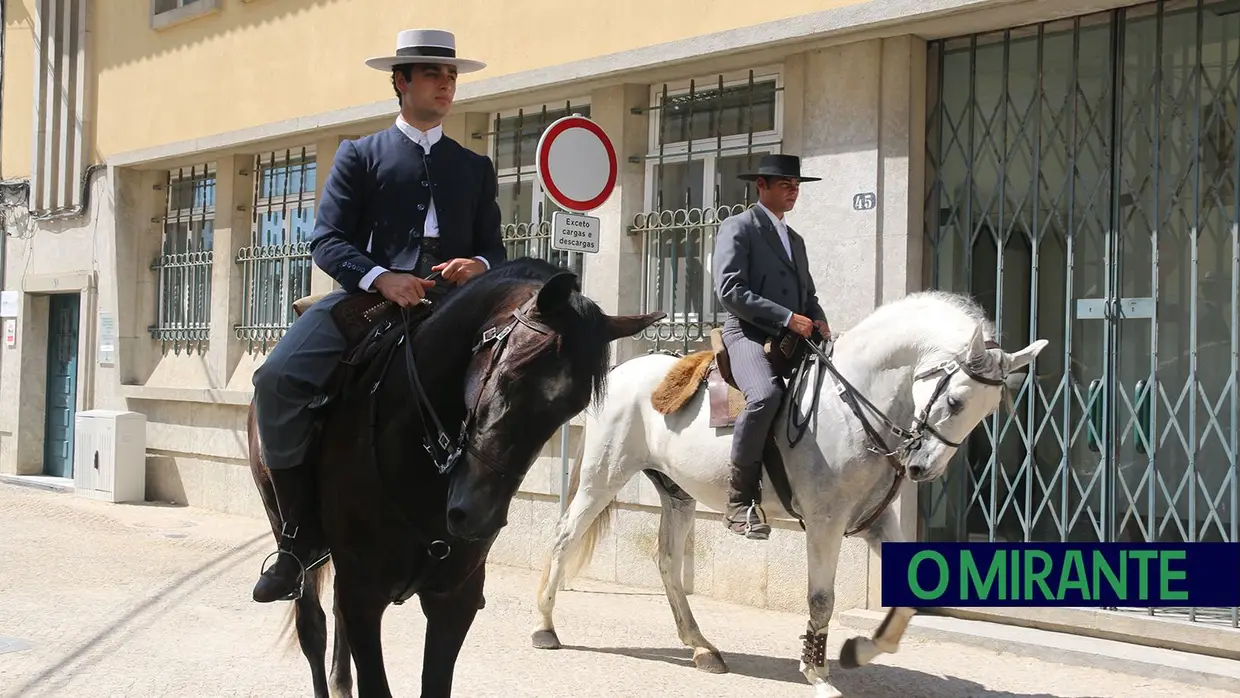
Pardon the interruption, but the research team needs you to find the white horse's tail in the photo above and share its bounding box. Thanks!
[542,422,616,585]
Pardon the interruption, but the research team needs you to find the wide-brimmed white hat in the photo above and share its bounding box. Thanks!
[364,29,486,73]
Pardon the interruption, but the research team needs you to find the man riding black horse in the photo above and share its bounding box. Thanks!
[249,28,506,603]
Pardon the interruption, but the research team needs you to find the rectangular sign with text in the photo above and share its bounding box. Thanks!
[881,542,1240,608]
[551,212,600,254]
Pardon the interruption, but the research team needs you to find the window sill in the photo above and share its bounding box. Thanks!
[120,384,253,406]
[150,0,221,31]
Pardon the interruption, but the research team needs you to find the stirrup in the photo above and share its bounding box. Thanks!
[257,548,308,601]
[743,501,771,539]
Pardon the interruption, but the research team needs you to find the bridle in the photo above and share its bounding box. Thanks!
[394,292,555,482]
[358,287,558,604]
[785,333,1009,536]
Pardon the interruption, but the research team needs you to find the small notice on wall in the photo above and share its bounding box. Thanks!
[4,319,15,347]
[0,291,18,318]
[98,312,117,366]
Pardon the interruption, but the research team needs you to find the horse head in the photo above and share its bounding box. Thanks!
[902,321,1048,482]
[442,266,663,541]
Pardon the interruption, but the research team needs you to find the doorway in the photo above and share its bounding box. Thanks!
[42,293,80,479]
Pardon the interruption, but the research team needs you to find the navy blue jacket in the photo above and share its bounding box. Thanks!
[309,125,506,292]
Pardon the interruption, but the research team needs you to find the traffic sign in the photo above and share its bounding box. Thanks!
[550,211,600,254]
[535,115,618,214]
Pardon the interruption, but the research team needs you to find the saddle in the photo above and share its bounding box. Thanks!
[292,291,432,405]
[650,327,806,429]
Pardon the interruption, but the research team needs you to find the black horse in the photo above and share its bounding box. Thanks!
[247,258,664,697]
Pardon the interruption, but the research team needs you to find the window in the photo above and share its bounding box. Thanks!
[488,100,591,278]
[150,0,219,30]
[236,148,317,353]
[150,164,215,355]
[636,68,783,337]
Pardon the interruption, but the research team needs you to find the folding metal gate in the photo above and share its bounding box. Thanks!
[921,0,1239,627]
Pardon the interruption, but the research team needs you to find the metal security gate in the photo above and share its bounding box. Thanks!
[921,0,1239,628]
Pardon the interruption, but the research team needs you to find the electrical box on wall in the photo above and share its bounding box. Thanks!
[73,410,146,503]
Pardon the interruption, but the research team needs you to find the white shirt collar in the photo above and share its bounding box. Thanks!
[395,116,443,149]
[755,201,786,231]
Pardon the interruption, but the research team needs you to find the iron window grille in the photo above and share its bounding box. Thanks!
[483,100,592,279]
[631,68,783,354]
[149,164,215,355]
[235,147,317,353]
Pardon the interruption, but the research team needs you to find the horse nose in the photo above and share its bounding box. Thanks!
[909,465,928,480]
[447,506,469,530]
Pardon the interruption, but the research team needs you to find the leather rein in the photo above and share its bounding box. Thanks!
[396,292,554,482]
[786,334,1007,537]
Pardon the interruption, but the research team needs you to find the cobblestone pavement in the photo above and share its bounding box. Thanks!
[0,482,1219,697]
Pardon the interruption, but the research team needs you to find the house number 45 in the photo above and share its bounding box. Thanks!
[852,192,877,211]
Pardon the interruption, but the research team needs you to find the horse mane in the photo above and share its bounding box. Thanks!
[845,290,1005,379]
[412,257,614,405]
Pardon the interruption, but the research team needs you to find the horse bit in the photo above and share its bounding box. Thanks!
[786,334,1008,537]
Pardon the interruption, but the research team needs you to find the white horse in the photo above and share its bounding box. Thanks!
[530,290,1049,698]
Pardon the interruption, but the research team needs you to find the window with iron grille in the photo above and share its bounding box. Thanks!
[235,147,317,353]
[149,164,215,355]
[633,68,783,350]
[488,100,591,278]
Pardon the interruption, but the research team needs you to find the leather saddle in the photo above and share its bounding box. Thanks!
[291,291,433,406]
[705,327,805,428]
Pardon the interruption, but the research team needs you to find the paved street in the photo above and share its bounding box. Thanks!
[0,481,1222,697]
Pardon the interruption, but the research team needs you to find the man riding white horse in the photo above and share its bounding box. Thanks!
[712,153,831,540]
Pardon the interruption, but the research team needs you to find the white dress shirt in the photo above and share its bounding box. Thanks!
[358,116,491,292]
[754,201,796,328]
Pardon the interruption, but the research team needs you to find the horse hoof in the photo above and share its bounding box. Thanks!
[693,650,728,674]
[531,629,562,649]
[838,638,861,669]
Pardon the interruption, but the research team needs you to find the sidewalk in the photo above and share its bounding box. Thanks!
[0,481,1230,697]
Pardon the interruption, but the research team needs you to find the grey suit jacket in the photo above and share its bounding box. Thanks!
[712,205,827,338]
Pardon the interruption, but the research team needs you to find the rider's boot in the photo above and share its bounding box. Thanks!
[723,461,770,540]
[252,465,330,603]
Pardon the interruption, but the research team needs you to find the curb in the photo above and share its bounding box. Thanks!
[0,475,74,494]
[838,609,1240,692]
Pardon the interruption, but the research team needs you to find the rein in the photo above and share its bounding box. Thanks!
[398,292,555,482]
[784,333,1006,537]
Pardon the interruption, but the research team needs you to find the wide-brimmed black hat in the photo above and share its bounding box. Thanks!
[736,153,821,182]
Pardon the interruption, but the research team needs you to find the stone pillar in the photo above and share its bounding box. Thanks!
[795,35,927,612]
[583,84,649,365]
[206,154,254,389]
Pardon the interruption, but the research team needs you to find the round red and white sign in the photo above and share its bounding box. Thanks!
[535,115,618,213]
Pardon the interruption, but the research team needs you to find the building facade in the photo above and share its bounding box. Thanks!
[0,0,1235,659]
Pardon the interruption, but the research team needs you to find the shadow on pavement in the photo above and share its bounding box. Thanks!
[561,645,1104,697]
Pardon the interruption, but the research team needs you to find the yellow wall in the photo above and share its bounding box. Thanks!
[0,0,873,171]
[2,0,36,179]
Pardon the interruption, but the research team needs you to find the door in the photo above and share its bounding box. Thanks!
[922,0,1239,626]
[43,293,80,479]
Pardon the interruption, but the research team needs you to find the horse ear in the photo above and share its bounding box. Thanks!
[605,311,666,341]
[1007,338,1050,372]
[968,323,988,358]
[536,271,581,313]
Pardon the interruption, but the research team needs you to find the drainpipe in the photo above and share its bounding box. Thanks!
[1,0,8,293]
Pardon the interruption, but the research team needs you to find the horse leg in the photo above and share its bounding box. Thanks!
[418,563,485,698]
[798,518,846,698]
[646,470,727,674]
[329,592,354,698]
[839,510,917,669]
[293,566,331,697]
[334,573,392,698]
[532,447,634,650]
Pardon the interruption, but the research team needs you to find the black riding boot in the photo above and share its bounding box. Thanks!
[723,461,770,540]
[252,466,330,603]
